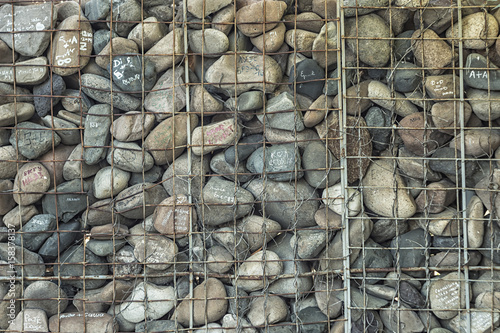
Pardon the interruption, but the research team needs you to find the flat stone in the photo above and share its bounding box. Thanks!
[49,313,117,333]
[127,16,168,51]
[115,182,167,219]
[198,176,254,226]
[13,163,50,206]
[192,119,242,156]
[391,229,431,278]
[367,80,418,117]
[14,214,56,251]
[380,304,424,333]
[0,3,56,57]
[450,129,500,158]
[63,144,101,180]
[0,102,34,127]
[84,104,112,165]
[24,281,68,317]
[86,238,127,257]
[210,151,253,183]
[42,179,90,222]
[153,195,196,238]
[429,272,468,319]
[106,140,155,173]
[145,28,184,72]
[189,28,229,57]
[81,74,141,111]
[38,219,81,260]
[288,58,325,99]
[431,100,472,135]
[0,57,48,85]
[235,250,282,292]
[9,122,61,159]
[247,144,303,181]
[108,54,156,92]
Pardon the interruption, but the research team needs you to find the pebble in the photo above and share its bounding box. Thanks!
[322,183,361,217]
[235,250,282,292]
[7,309,48,333]
[145,28,184,72]
[429,272,468,319]
[412,29,454,75]
[258,92,305,131]
[108,54,157,92]
[106,140,155,173]
[192,118,242,155]
[115,182,167,219]
[247,143,302,181]
[14,214,56,251]
[236,1,287,37]
[127,17,167,51]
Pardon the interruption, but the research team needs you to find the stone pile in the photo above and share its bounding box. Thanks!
[0,0,500,332]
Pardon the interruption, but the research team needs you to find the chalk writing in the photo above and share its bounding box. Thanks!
[468,70,488,79]
[206,123,234,145]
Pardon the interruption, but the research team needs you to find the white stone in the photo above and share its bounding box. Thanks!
[120,282,175,323]
[322,183,361,217]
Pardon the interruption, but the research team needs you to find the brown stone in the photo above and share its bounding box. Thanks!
[398,112,440,156]
[332,80,372,116]
[127,16,168,51]
[52,15,93,76]
[90,224,129,240]
[212,4,235,35]
[190,85,224,114]
[13,163,51,205]
[48,313,117,333]
[111,111,156,142]
[415,179,456,214]
[450,129,500,158]
[251,22,286,53]
[314,206,342,230]
[303,95,331,127]
[153,195,196,238]
[144,114,198,165]
[412,29,454,75]
[145,28,184,72]
[447,12,498,50]
[285,29,318,57]
[324,113,372,183]
[192,118,242,156]
[95,37,139,70]
[0,102,34,126]
[312,0,336,19]
[235,1,287,37]
[174,278,228,326]
[115,183,168,219]
[431,101,472,135]
[283,12,324,33]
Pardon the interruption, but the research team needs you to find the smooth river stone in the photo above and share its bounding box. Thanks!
[465,53,500,91]
[108,54,156,92]
[322,183,361,217]
[63,144,101,180]
[13,163,50,205]
[133,235,177,270]
[429,272,468,320]
[144,66,186,120]
[42,179,90,222]
[446,12,498,50]
[466,87,500,121]
[0,180,15,215]
[362,159,417,218]
[411,29,453,75]
[192,119,242,156]
[188,28,229,57]
[0,3,57,57]
[119,282,175,323]
[106,140,155,173]
[205,52,283,96]
[235,250,283,292]
[467,195,484,248]
[13,214,56,251]
[115,182,167,219]
[144,114,198,165]
[245,178,319,229]
[0,57,48,85]
[0,103,34,126]
[84,104,111,165]
[93,166,130,199]
[246,144,303,181]
[153,195,196,238]
[235,1,287,37]
[111,111,156,142]
[367,80,419,117]
[145,28,184,72]
[199,176,254,226]
[127,16,168,51]
[187,0,232,18]
[81,74,141,111]
[9,122,61,159]
[52,15,93,76]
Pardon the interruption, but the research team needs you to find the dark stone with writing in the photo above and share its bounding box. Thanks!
[394,30,414,62]
[81,74,142,111]
[84,104,112,165]
[365,106,392,151]
[38,220,82,261]
[465,53,500,91]
[391,229,431,278]
[33,74,66,117]
[86,238,127,257]
[14,214,56,251]
[399,281,426,309]
[296,307,328,333]
[54,244,108,289]
[93,29,117,55]
[9,122,62,159]
[351,239,393,284]
[85,0,111,21]
[429,147,478,180]
[288,58,325,99]
[387,62,421,93]
[247,144,303,181]
[135,320,183,332]
[108,54,156,92]
[0,3,56,57]
[224,134,264,166]
[42,179,91,223]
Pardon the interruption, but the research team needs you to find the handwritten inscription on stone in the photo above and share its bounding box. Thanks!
[206,123,234,145]
[433,281,460,306]
[21,165,44,187]
[468,70,488,79]
[430,79,454,96]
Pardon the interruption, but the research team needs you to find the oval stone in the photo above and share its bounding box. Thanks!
[13,163,50,205]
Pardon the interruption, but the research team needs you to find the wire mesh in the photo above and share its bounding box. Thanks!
[0,0,500,332]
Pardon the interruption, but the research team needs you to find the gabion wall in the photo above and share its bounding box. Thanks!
[0,0,500,332]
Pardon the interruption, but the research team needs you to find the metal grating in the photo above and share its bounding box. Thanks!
[0,0,499,332]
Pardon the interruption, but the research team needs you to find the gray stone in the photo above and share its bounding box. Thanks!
[386,62,421,93]
[351,239,393,284]
[33,75,66,117]
[210,151,253,183]
[296,307,328,333]
[84,104,112,165]
[0,3,56,57]
[197,176,254,226]
[106,140,154,173]
[93,29,117,55]
[42,179,91,223]
[380,304,424,333]
[115,183,167,219]
[109,0,142,37]
[247,144,302,181]
[0,243,45,277]
[224,91,265,112]
[429,272,467,320]
[54,244,108,289]
[224,285,250,316]
[188,28,229,57]
[290,227,331,259]
[429,147,477,181]
[144,67,186,120]
[258,92,305,132]
[41,116,80,146]
[399,281,425,309]
[245,178,319,229]
[302,141,340,188]
[14,214,56,251]
[86,238,127,257]
[38,219,81,261]
[85,0,110,21]
[394,30,415,61]
[352,311,382,333]
[365,106,392,152]
[24,281,68,316]
[81,74,141,111]
[129,165,163,185]
[390,229,431,278]
[135,320,182,332]
[465,53,500,91]
[224,134,264,166]
[9,121,61,160]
